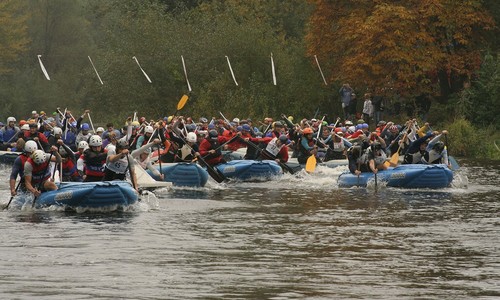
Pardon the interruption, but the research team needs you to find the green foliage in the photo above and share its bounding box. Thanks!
[445,118,500,160]
[465,53,500,128]
[0,0,30,74]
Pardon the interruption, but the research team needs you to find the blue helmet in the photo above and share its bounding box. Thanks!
[279,135,289,144]
[81,123,90,131]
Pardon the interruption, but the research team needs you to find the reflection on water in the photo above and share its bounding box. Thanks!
[0,159,498,299]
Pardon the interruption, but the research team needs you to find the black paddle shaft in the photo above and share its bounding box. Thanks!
[238,137,296,174]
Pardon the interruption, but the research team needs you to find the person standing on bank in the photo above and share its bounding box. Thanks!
[371,89,385,125]
[362,93,373,124]
[339,83,353,120]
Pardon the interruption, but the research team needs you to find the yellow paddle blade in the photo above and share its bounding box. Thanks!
[389,152,400,165]
[177,94,189,111]
[385,144,402,167]
[305,155,317,173]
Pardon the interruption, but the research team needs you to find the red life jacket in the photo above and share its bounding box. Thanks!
[83,149,106,177]
[62,159,79,178]
[27,157,50,185]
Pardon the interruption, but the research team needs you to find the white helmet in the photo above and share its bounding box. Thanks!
[117,138,129,149]
[96,127,105,133]
[186,132,197,143]
[78,141,89,150]
[88,135,103,147]
[24,140,38,153]
[52,127,62,136]
[31,150,46,165]
[7,117,16,123]
[144,126,154,134]
[21,124,30,131]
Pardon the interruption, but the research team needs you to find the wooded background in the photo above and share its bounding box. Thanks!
[1,0,499,127]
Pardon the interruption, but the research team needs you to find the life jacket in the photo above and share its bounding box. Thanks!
[199,138,223,166]
[106,154,129,174]
[297,137,314,162]
[177,144,195,161]
[422,149,442,164]
[2,126,19,143]
[404,150,424,164]
[365,147,387,167]
[24,131,47,142]
[27,157,51,185]
[83,149,106,177]
[262,137,282,159]
[62,158,79,178]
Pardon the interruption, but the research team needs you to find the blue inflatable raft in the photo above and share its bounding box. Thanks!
[215,160,283,181]
[0,150,20,164]
[147,162,209,187]
[338,164,454,188]
[13,181,139,210]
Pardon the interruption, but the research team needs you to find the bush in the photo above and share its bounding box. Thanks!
[445,117,500,160]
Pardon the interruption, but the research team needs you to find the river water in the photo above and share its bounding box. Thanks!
[0,159,498,299]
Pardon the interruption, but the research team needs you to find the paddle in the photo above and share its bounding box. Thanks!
[52,145,61,181]
[219,112,232,126]
[374,171,378,191]
[305,116,325,173]
[202,135,239,159]
[158,147,163,177]
[3,180,21,210]
[239,137,296,174]
[173,94,189,116]
[305,155,317,173]
[443,133,456,170]
[87,111,96,133]
[32,152,53,208]
[126,154,138,192]
[384,133,407,168]
[180,135,226,183]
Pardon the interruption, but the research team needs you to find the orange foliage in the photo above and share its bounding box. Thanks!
[306,0,495,97]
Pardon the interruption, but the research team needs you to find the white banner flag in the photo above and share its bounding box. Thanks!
[132,56,152,83]
[37,55,50,80]
[181,55,192,92]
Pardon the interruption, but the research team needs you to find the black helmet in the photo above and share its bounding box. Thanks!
[371,142,382,152]
[433,141,445,152]
[209,129,218,139]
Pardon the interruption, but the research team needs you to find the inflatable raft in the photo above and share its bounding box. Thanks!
[14,181,138,210]
[147,162,209,187]
[215,160,283,181]
[338,164,454,188]
[0,150,20,164]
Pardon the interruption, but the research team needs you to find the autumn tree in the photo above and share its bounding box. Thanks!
[306,0,495,103]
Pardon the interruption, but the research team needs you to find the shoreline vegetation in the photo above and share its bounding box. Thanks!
[0,1,499,159]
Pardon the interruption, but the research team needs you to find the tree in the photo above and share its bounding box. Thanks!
[0,1,30,74]
[306,0,495,103]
